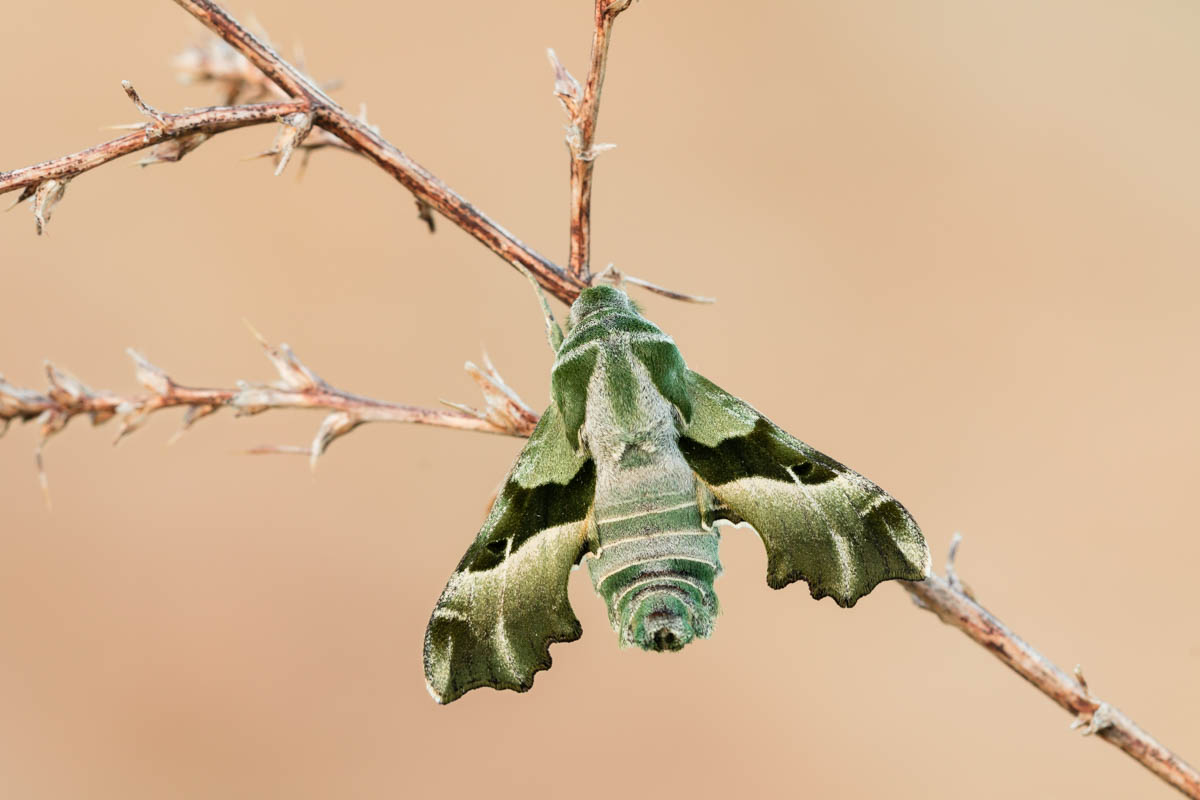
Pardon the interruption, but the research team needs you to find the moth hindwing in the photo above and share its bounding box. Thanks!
[424,285,930,702]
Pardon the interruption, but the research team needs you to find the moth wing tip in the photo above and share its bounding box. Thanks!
[424,679,449,705]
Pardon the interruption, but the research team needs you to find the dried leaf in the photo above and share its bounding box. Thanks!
[268,111,315,176]
[309,410,361,471]
[444,354,538,436]
[546,48,582,116]
[33,179,70,235]
[127,349,173,396]
[582,142,617,161]
[415,199,435,232]
[44,362,89,404]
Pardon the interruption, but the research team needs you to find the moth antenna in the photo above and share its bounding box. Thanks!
[511,262,565,352]
[593,263,715,304]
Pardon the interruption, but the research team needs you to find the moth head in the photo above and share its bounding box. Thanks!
[567,285,636,332]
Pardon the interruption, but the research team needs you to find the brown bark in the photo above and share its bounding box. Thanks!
[906,544,1200,798]
[170,0,585,304]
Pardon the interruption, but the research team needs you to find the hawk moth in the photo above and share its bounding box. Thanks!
[424,285,930,703]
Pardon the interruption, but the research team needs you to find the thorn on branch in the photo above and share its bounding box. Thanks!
[416,199,436,233]
[1071,666,1115,736]
[121,80,171,134]
[255,111,315,176]
[247,325,327,393]
[580,142,617,162]
[943,531,977,600]
[309,410,361,471]
[945,532,964,591]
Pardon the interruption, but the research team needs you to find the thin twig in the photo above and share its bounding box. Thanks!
[592,263,716,304]
[15,349,1180,793]
[905,539,1200,799]
[0,334,536,503]
[551,0,633,281]
[170,0,586,303]
[0,96,307,218]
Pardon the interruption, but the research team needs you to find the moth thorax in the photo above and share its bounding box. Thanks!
[587,531,721,653]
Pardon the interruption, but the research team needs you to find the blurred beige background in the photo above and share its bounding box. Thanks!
[2,1,1198,798]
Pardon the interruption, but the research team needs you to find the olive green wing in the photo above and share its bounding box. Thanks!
[423,403,596,704]
[679,371,929,607]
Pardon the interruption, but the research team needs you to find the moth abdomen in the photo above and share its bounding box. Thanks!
[588,526,721,651]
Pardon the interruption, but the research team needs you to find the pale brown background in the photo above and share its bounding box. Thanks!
[2,1,1198,798]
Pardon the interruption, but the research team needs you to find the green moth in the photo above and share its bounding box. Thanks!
[423,286,930,703]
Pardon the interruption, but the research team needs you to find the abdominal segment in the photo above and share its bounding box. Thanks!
[588,491,721,651]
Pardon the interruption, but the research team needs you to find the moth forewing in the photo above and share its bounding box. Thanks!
[679,370,930,607]
[422,404,596,704]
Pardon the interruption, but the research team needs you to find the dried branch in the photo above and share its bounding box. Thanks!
[905,540,1200,799]
[0,333,536,503]
[0,4,584,303]
[0,89,307,231]
[550,0,633,281]
[169,0,586,303]
[5,336,1195,796]
[0,0,709,306]
[4,2,1190,796]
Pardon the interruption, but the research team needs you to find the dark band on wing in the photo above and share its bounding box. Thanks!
[679,419,839,487]
[463,460,596,573]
